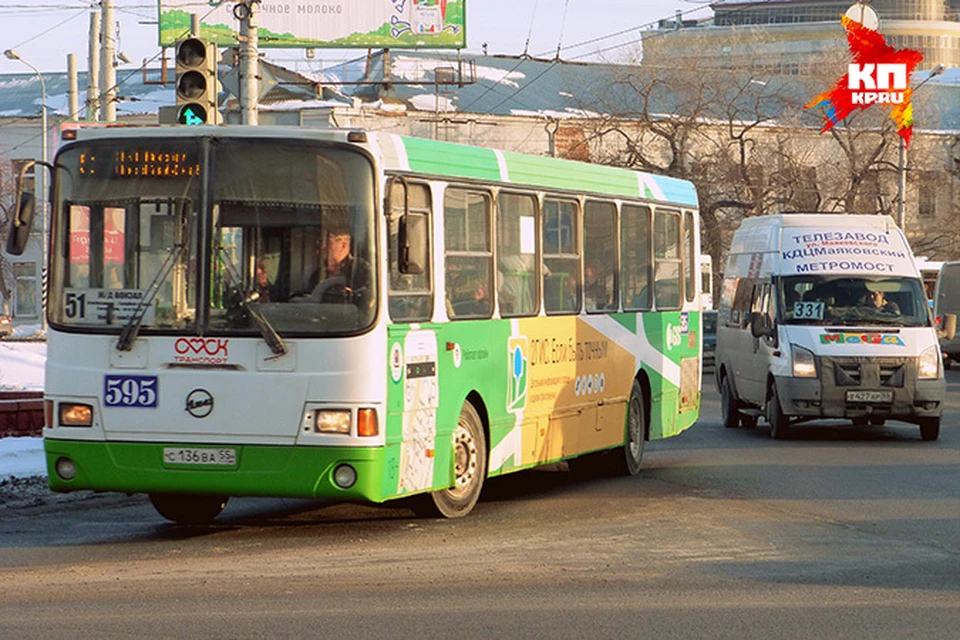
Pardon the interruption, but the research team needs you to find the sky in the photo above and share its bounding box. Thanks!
[0,0,714,75]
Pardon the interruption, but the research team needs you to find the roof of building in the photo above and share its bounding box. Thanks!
[0,49,958,131]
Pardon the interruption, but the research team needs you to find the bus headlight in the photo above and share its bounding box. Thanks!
[918,346,940,379]
[314,410,351,434]
[59,403,93,427]
[792,345,817,378]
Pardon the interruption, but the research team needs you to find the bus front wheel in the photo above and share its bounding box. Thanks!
[417,401,487,519]
[149,493,229,524]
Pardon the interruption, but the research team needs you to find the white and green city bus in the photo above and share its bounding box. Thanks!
[25,126,703,522]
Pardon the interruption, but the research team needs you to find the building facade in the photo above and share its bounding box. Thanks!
[646,0,960,72]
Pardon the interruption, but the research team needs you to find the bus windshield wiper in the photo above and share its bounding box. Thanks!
[117,241,184,351]
[218,247,287,357]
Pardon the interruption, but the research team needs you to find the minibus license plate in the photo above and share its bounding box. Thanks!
[163,447,236,466]
[846,390,893,403]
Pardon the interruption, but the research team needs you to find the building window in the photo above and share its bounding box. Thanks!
[13,262,38,317]
[918,172,938,217]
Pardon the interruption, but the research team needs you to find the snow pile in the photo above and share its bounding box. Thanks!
[0,340,46,391]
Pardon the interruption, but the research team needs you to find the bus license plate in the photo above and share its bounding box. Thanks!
[846,390,893,403]
[163,447,237,466]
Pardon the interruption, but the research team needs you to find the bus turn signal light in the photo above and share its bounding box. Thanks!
[357,409,378,437]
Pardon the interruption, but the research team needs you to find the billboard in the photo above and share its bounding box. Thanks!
[158,0,465,49]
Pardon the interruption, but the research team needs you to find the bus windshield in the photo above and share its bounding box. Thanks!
[50,138,377,336]
[779,274,930,327]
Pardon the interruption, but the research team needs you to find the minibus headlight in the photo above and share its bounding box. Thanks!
[791,345,817,378]
[314,410,351,434]
[59,403,93,427]
[918,346,940,379]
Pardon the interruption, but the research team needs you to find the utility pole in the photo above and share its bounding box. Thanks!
[238,1,259,125]
[896,64,944,229]
[100,0,116,121]
[87,8,100,120]
[68,54,79,121]
[897,136,907,229]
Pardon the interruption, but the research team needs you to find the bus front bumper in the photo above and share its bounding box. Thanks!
[44,439,390,503]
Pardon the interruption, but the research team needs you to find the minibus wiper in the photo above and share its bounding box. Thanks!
[117,242,184,351]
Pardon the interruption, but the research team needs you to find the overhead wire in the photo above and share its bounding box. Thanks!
[1,0,740,154]
[0,1,223,156]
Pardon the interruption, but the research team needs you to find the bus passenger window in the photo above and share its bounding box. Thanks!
[654,209,681,310]
[621,204,651,311]
[444,188,492,319]
[497,192,538,317]
[583,200,617,312]
[543,198,580,315]
[388,181,433,322]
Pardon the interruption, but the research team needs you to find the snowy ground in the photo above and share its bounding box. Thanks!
[0,339,45,391]
[1,338,47,484]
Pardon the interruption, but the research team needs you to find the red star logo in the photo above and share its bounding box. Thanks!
[806,16,924,146]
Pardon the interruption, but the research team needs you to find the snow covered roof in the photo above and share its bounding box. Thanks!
[0,50,957,128]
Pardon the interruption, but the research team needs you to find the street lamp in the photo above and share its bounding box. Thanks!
[897,64,946,229]
[3,49,48,307]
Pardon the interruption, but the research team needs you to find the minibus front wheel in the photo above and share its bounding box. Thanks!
[919,417,940,442]
[767,383,791,440]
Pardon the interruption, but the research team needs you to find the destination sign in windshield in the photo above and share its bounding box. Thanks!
[77,148,201,179]
[63,289,156,326]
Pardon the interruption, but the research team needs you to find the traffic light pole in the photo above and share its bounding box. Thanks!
[239,1,259,125]
[100,0,116,121]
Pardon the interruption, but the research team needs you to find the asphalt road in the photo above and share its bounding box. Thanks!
[1,368,958,639]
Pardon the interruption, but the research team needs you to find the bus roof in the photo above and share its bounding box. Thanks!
[61,125,699,209]
[382,134,698,207]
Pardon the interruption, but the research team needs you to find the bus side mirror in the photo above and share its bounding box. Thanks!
[5,191,36,256]
[941,313,957,341]
[398,213,426,276]
[750,311,774,339]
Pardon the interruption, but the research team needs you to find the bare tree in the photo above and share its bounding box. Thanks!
[570,32,824,283]
[0,159,16,315]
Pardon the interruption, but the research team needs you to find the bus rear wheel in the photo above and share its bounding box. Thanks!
[612,380,646,476]
[417,401,487,518]
[149,493,228,524]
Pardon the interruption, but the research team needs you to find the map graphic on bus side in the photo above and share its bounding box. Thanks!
[398,330,439,493]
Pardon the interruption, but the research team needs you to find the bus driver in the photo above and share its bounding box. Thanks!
[297,225,372,305]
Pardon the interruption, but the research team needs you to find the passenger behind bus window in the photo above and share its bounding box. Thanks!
[295,226,371,305]
[584,261,610,311]
[861,288,900,315]
[253,259,277,303]
[446,260,492,318]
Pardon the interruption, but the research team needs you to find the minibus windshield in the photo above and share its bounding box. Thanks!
[780,275,929,327]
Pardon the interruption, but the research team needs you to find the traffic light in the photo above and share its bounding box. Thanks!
[175,37,220,125]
